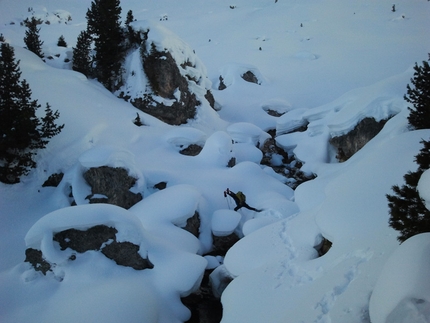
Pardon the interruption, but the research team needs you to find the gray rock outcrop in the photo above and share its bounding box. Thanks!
[330,117,388,162]
[83,166,142,209]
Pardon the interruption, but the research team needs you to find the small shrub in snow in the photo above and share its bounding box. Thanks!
[57,35,67,47]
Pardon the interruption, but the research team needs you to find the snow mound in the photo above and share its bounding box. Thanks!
[164,127,207,150]
[227,122,270,146]
[211,209,241,236]
[418,169,430,211]
[196,131,234,167]
[25,204,149,263]
[369,233,430,323]
[217,63,266,88]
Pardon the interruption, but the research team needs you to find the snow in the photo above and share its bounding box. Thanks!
[211,209,241,236]
[418,169,430,210]
[369,233,430,323]
[1,0,430,322]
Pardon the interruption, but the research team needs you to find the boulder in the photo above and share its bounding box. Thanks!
[330,117,388,162]
[83,166,142,209]
[42,172,64,187]
[241,70,260,84]
[52,224,153,270]
[53,225,117,253]
[181,211,201,238]
[24,248,52,275]
[119,22,217,125]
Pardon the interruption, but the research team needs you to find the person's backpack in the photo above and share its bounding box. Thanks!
[236,191,246,203]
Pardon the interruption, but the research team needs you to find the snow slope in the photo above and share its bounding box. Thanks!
[0,0,430,322]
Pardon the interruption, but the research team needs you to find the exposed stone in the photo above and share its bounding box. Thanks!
[180,144,203,156]
[25,248,51,275]
[101,241,154,270]
[210,233,240,257]
[227,157,236,168]
[218,76,227,90]
[181,211,201,238]
[183,270,223,323]
[144,48,186,99]
[330,117,389,162]
[154,181,167,190]
[54,225,117,253]
[131,47,199,125]
[315,237,332,257]
[265,109,285,117]
[260,130,315,189]
[53,225,153,270]
[241,70,259,84]
[205,90,216,110]
[42,172,64,187]
[83,166,142,209]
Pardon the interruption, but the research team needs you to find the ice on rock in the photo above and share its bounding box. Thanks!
[211,209,241,236]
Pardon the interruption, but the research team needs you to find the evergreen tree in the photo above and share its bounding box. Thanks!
[57,35,67,47]
[23,17,44,58]
[86,0,124,90]
[0,34,5,42]
[387,139,430,242]
[406,54,430,130]
[72,30,93,77]
[0,43,63,184]
[125,9,134,26]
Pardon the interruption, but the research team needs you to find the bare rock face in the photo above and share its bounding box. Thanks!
[210,233,240,257]
[180,144,203,156]
[131,48,199,125]
[53,225,153,270]
[181,211,201,238]
[53,225,117,253]
[83,166,142,209]
[241,70,260,84]
[42,173,64,187]
[118,22,217,126]
[25,248,52,275]
[330,117,388,162]
[101,241,153,270]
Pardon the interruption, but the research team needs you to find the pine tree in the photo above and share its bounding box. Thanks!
[86,0,124,90]
[72,30,93,76]
[57,35,67,47]
[41,103,64,143]
[387,139,430,242]
[125,9,134,26]
[406,54,430,130]
[23,17,44,58]
[0,43,63,184]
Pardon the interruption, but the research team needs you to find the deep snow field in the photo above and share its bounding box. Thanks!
[1,0,430,322]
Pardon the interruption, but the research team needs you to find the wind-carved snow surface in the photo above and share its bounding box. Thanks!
[0,0,430,322]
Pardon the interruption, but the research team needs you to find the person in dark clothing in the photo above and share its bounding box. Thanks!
[224,188,261,212]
